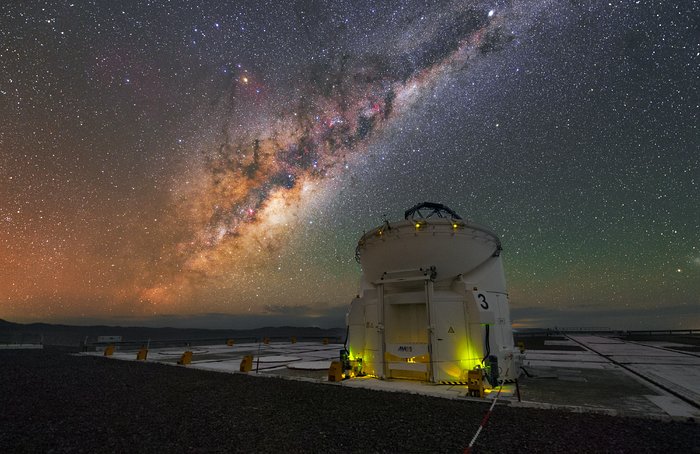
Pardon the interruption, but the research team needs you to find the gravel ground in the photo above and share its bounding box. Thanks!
[1,348,698,453]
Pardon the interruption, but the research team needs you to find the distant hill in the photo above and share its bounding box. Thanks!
[0,319,345,348]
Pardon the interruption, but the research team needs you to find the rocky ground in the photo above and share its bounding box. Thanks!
[1,347,698,453]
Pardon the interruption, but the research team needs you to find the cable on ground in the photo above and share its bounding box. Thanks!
[464,368,509,453]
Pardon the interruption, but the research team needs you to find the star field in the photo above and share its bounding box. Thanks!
[1,1,697,329]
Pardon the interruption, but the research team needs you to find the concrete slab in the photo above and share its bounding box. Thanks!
[192,359,241,373]
[524,360,617,369]
[525,352,605,362]
[81,336,700,420]
[568,335,700,411]
[645,395,700,419]
[626,364,700,407]
[289,360,334,370]
[544,340,578,346]
[637,341,696,348]
[516,366,668,416]
[608,355,700,365]
[0,344,43,350]
[571,336,626,344]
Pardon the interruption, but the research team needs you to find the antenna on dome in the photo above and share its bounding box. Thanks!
[404,202,462,220]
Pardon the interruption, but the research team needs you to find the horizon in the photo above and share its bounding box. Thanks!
[3,305,698,332]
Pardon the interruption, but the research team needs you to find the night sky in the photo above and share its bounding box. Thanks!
[1,1,698,329]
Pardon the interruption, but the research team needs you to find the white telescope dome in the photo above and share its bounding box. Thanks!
[356,208,502,283]
[346,202,522,384]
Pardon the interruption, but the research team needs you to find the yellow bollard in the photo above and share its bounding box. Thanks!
[467,368,485,398]
[291,336,297,344]
[240,355,253,372]
[226,339,235,346]
[177,351,192,365]
[328,361,344,382]
[104,345,115,357]
[136,347,148,361]
[517,341,526,354]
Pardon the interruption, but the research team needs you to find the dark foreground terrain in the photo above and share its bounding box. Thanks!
[1,348,698,453]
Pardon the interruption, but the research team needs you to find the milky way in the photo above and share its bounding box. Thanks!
[155,4,520,307]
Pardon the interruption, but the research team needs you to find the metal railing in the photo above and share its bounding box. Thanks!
[624,329,700,336]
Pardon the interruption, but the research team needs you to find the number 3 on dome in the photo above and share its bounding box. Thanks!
[477,293,489,310]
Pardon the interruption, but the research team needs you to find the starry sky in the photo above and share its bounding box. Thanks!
[1,0,698,329]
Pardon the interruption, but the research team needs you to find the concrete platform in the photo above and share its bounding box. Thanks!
[83,334,700,420]
[0,343,43,349]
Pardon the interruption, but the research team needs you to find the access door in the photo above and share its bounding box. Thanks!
[430,298,473,382]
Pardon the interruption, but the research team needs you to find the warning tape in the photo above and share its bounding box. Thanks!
[441,380,516,386]
[463,374,507,453]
